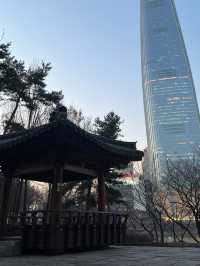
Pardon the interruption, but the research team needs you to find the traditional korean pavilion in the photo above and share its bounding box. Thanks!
[0,113,143,254]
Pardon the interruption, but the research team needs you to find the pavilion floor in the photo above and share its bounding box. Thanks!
[1,246,200,266]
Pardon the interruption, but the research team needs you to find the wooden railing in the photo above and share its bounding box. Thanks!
[20,210,128,254]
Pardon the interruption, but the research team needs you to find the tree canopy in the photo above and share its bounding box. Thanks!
[0,42,63,133]
[94,111,123,140]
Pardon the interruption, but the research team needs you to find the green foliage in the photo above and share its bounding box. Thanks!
[62,180,96,210]
[26,62,63,110]
[0,42,63,132]
[0,43,28,104]
[105,168,127,209]
[94,111,123,140]
[106,184,127,206]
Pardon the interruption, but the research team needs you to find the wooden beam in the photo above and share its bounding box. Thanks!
[15,163,97,178]
[15,165,53,176]
[64,163,97,177]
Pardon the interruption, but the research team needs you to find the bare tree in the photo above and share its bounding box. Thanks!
[132,177,167,243]
[163,158,200,243]
[26,183,46,211]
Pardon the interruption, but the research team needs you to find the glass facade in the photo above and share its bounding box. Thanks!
[141,0,200,182]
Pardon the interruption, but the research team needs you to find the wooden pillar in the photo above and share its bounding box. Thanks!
[0,172,13,238]
[15,179,23,217]
[97,171,106,211]
[50,165,63,224]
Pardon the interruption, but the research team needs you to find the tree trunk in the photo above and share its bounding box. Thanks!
[153,221,158,242]
[140,219,154,242]
[3,97,20,134]
[159,214,165,243]
[194,215,200,237]
[172,221,177,242]
[28,109,33,129]
[175,219,200,243]
[159,224,165,243]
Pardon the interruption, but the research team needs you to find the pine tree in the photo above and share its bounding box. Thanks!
[94,111,126,210]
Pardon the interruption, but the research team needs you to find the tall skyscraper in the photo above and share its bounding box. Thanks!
[141,0,200,182]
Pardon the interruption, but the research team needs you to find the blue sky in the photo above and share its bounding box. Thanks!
[0,0,200,149]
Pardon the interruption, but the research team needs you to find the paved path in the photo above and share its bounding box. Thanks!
[1,246,200,266]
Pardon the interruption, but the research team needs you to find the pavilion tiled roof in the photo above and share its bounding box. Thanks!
[0,119,143,161]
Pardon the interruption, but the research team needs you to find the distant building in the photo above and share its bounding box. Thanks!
[142,148,151,180]
[141,0,200,182]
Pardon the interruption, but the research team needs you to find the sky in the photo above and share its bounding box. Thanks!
[0,0,200,150]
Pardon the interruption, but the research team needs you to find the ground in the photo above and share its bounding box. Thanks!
[1,246,200,266]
